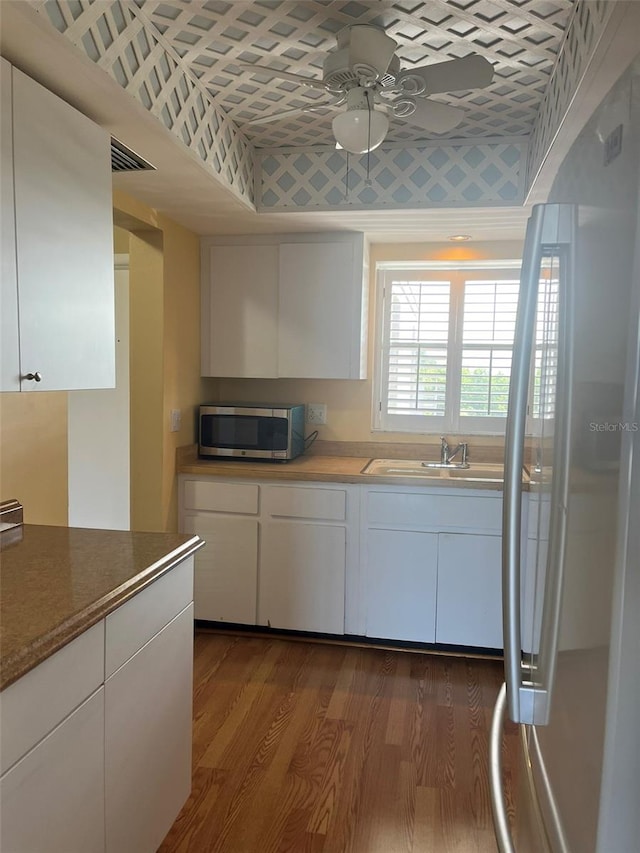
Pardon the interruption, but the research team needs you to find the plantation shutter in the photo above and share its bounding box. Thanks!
[531,267,560,421]
[375,263,523,435]
[386,280,451,418]
[460,279,519,419]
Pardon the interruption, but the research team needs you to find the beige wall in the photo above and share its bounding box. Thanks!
[0,392,69,525]
[213,239,524,453]
[128,227,165,532]
[113,190,208,533]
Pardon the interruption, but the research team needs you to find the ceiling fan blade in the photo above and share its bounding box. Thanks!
[244,101,341,127]
[236,63,326,90]
[399,55,493,95]
[399,98,465,134]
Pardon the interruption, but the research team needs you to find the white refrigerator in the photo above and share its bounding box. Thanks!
[490,50,640,853]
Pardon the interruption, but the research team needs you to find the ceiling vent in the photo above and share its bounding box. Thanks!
[110,138,155,173]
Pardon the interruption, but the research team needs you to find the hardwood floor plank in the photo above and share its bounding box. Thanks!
[385,654,412,746]
[160,632,517,853]
[306,721,353,835]
[436,704,457,789]
[158,767,228,853]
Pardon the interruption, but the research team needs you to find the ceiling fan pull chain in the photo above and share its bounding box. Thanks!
[344,150,350,200]
[366,90,372,185]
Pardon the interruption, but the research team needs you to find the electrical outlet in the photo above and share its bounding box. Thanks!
[306,403,327,425]
[170,409,182,432]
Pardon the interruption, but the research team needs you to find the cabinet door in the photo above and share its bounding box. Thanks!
[202,244,278,378]
[259,521,345,634]
[0,58,19,391]
[12,68,114,391]
[278,240,363,379]
[365,529,438,642]
[105,603,193,853]
[183,513,258,623]
[436,533,503,648]
[0,688,105,853]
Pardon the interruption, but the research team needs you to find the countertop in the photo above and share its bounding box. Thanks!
[0,525,203,691]
[177,445,525,491]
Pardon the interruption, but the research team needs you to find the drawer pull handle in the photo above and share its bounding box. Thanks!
[23,371,42,382]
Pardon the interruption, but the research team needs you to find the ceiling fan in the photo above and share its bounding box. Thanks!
[235,24,494,153]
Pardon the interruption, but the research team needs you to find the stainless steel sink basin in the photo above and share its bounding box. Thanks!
[361,459,505,482]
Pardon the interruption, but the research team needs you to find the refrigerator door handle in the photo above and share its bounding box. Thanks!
[503,206,545,724]
[490,683,516,853]
[502,203,577,726]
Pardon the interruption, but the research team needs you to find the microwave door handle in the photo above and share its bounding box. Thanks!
[503,205,545,724]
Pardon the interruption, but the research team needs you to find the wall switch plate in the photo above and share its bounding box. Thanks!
[170,409,182,432]
[306,403,327,425]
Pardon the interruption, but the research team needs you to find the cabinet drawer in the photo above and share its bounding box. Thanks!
[105,557,193,678]
[263,485,346,521]
[0,621,104,775]
[367,490,502,531]
[183,479,258,514]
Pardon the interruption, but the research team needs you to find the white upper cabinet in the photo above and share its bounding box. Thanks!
[278,239,364,379]
[201,232,367,380]
[202,244,279,378]
[0,58,19,391]
[1,60,115,392]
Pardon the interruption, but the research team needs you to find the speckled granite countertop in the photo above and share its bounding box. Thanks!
[0,525,203,691]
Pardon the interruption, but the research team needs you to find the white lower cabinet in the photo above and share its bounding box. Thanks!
[436,533,503,648]
[179,475,516,649]
[362,487,506,649]
[181,479,258,624]
[184,513,258,623]
[179,477,355,636]
[0,688,105,853]
[105,603,194,853]
[364,528,438,642]
[259,521,346,633]
[0,556,195,853]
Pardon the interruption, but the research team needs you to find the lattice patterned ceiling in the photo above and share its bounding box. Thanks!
[134,0,576,149]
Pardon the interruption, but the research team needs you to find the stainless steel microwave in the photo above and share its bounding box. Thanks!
[198,404,305,461]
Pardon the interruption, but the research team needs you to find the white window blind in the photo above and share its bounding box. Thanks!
[387,281,450,417]
[375,262,522,435]
[460,279,519,419]
[530,262,560,423]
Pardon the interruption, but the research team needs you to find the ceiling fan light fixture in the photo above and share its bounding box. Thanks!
[332,108,389,154]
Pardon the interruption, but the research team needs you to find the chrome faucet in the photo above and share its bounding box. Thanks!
[440,436,469,466]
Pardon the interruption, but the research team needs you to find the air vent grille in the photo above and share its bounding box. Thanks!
[110,138,155,173]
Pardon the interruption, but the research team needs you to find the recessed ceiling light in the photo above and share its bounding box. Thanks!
[448,234,472,242]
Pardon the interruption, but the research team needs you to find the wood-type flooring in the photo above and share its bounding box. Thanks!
[159,632,519,853]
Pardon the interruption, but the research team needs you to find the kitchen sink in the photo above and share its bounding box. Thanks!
[361,459,505,482]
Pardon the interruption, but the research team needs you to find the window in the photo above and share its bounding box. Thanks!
[374,261,522,435]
